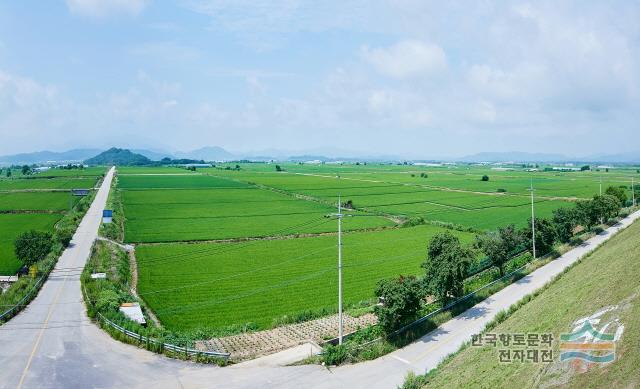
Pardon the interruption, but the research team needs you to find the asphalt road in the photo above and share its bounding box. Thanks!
[0,166,637,389]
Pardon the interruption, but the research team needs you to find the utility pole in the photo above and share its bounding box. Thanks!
[599,176,602,196]
[529,178,536,260]
[337,195,343,345]
[633,177,636,207]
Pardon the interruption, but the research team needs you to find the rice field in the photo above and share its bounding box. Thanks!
[0,192,79,212]
[0,214,63,274]
[136,224,475,330]
[120,163,638,331]
[0,166,105,275]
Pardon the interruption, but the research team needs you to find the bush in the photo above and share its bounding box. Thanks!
[95,289,121,313]
[322,344,349,365]
[592,226,605,234]
[374,275,423,335]
[14,230,53,267]
[401,372,428,389]
[55,227,75,247]
[481,175,489,181]
[496,188,506,193]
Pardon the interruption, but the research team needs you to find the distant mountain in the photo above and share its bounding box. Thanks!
[131,148,174,161]
[582,152,640,163]
[457,152,569,163]
[84,148,151,166]
[0,149,102,164]
[176,146,235,161]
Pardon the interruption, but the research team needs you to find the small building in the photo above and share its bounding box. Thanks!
[119,303,146,325]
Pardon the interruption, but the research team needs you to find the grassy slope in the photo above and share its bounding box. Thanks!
[136,224,475,331]
[418,219,640,388]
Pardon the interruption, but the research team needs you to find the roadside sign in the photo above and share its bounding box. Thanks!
[103,210,113,224]
[72,189,90,196]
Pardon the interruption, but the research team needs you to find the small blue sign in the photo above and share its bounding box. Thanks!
[103,210,113,218]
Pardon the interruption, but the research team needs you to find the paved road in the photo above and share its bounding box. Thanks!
[0,168,637,388]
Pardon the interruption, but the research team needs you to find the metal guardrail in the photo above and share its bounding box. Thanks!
[0,268,51,323]
[351,252,534,350]
[95,312,230,360]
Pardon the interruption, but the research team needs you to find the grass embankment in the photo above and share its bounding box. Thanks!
[81,240,226,364]
[406,217,640,388]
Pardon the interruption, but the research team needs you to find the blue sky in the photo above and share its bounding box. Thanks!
[0,1,639,157]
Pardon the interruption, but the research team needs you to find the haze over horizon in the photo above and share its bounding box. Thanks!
[1,1,639,157]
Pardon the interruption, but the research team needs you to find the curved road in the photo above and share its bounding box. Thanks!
[0,166,638,388]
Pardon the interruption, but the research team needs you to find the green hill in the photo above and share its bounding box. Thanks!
[409,218,640,388]
[85,148,151,166]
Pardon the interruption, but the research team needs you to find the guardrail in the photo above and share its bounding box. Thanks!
[0,267,52,323]
[95,312,230,360]
[351,251,534,350]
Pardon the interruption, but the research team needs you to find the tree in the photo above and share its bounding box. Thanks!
[592,194,621,220]
[605,186,628,206]
[21,165,32,175]
[481,175,489,181]
[55,227,75,247]
[551,207,579,243]
[374,275,423,334]
[6,169,11,178]
[521,218,556,256]
[580,165,590,171]
[422,232,473,303]
[475,224,521,276]
[275,165,283,172]
[14,230,53,267]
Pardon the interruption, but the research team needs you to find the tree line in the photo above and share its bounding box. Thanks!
[373,186,633,335]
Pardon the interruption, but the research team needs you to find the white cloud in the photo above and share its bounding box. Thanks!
[361,40,447,79]
[65,0,148,18]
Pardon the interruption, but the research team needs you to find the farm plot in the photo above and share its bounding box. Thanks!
[117,166,198,175]
[136,224,475,331]
[0,168,103,275]
[0,191,78,212]
[0,214,62,274]
[0,177,97,190]
[122,187,394,243]
[118,174,249,189]
[202,170,576,230]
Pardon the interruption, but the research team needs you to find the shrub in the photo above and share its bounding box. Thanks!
[481,175,489,181]
[374,275,423,334]
[322,344,349,365]
[55,227,75,247]
[401,372,428,389]
[95,289,121,313]
[14,230,53,267]
[496,188,506,193]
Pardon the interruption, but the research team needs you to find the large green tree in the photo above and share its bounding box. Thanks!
[552,207,580,243]
[605,186,628,206]
[374,275,423,335]
[521,218,557,256]
[422,232,473,304]
[476,224,521,276]
[14,230,53,267]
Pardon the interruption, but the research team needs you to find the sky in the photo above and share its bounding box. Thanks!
[0,0,639,158]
